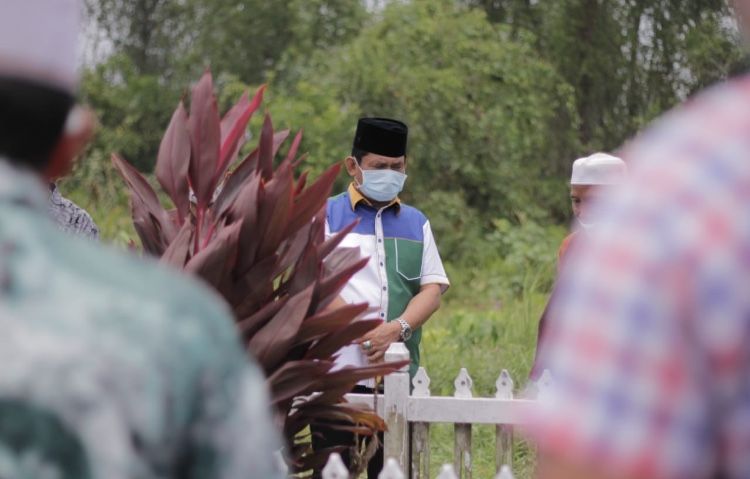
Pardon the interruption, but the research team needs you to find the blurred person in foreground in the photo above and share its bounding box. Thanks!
[532,2,750,478]
[0,1,284,478]
[530,153,626,380]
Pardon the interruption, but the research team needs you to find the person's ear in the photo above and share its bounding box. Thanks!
[43,106,96,181]
[344,156,359,176]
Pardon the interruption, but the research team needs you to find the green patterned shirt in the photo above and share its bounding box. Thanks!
[0,159,284,479]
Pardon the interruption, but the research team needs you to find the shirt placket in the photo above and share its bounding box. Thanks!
[374,207,388,322]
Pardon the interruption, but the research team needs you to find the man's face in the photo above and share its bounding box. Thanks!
[570,184,607,222]
[345,153,406,186]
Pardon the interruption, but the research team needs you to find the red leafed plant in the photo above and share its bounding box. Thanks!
[113,70,405,474]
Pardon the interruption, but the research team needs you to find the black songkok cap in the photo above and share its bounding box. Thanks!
[352,117,408,157]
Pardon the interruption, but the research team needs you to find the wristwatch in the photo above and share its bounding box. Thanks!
[396,317,412,341]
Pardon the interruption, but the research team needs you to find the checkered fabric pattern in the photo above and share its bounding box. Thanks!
[532,75,750,479]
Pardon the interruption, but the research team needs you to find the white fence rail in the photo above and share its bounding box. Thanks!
[334,343,551,478]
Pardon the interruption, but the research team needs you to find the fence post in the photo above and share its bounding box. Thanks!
[384,342,410,473]
[453,368,473,479]
[494,370,514,473]
[411,367,431,479]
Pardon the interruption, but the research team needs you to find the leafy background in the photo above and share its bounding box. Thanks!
[67,0,747,476]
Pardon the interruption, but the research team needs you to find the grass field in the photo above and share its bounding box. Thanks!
[420,288,546,478]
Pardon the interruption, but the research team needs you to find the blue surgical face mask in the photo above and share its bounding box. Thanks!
[355,163,407,202]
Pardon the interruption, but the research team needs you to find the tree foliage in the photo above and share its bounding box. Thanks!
[74,0,746,258]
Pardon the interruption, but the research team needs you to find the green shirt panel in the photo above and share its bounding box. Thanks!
[384,237,423,377]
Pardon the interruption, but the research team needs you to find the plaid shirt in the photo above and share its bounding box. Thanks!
[533,75,750,479]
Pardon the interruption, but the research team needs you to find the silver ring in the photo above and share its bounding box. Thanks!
[362,340,373,351]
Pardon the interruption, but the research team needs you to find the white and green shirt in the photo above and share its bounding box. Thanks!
[325,184,449,381]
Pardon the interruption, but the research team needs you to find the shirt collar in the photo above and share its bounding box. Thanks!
[348,183,401,211]
[0,158,48,212]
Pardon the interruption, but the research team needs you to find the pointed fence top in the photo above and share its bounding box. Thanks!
[453,368,473,398]
[412,367,431,397]
[436,464,459,479]
[495,369,514,399]
[495,465,515,479]
[321,453,348,479]
[537,369,554,401]
[378,458,405,479]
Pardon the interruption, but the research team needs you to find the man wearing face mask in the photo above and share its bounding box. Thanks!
[558,153,627,266]
[530,152,626,380]
[317,117,449,477]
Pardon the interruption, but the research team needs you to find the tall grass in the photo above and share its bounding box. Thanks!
[421,288,547,478]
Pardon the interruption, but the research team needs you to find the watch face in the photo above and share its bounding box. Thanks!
[398,318,412,341]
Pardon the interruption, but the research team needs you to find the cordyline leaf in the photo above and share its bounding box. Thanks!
[304,319,382,360]
[302,362,407,409]
[285,163,341,238]
[130,193,163,255]
[155,102,191,221]
[309,205,327,245]
[213,130,290,221]
[216,85,266,183]
[185,220,241,288]
[212,149,259,221]
[273,221,313,280]
[290,152,308,172]
[286,239,320,296]
[268,359,333,405]
[285,129,303,164]
[322,246,363,273]
[257,113,275,180]
[248,285,315,373]
[256,162,294,259]
[315,253,369,312]
[294,170,309,196]
[272,129,291,157]
[317,220,358,262]
[298,405,386,433]
[297,403,385,426]
[113,153,176,247]
[160,220,193,267]
[233,174,264,275]
[294,303,369,347]
[188,70,221,209]
[238,294,288,339]
[233,254,279,320]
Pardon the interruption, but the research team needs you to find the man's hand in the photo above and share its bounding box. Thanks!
[359,321,401,363]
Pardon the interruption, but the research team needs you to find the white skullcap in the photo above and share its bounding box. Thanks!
[570,152,626,186]
[0,0,80,92]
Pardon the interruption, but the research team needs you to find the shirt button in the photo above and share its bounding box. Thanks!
[383,286,387,291]
[380,312,385,317]
[378,238,382,243]
[377,213,381,218]
[380,262,384,267]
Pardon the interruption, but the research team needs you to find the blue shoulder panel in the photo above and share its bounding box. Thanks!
[382,204,426,242]
[326,193,427,241]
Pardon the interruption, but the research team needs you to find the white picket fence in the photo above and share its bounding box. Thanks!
[321,453,517,479]
[328,342,552,478]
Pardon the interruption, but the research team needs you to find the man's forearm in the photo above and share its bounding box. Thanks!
[399,283,443,330]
